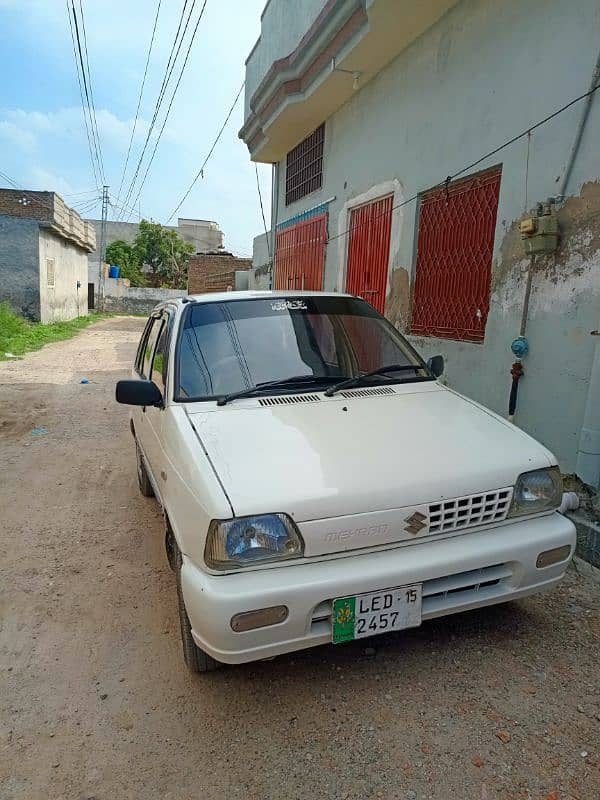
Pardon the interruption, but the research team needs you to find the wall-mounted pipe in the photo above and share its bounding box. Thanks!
[559,47,600,198]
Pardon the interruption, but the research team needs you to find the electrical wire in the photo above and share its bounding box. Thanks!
[115,0,163,208]
[255,163,271,260]
[69,0,105,184]
[77,0,105,183]
[0,168,97,217]
[125,0,209,219]
[119,0,200,218]
[166,79,245,223]
[322,81,600,249]
[65,0,100,188]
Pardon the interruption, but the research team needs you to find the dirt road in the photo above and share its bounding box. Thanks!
[0,316,598,800]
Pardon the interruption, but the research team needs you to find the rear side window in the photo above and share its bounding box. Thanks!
[137,317,163,378]
[151,316,170,395]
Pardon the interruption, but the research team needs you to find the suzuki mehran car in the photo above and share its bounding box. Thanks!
[116,291,575,672]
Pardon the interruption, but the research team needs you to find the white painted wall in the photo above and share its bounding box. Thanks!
[271,0,600,472]
[38,229,89,323]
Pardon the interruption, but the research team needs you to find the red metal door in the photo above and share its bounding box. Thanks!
[345,195,393,314]
[410,168,501,342]
[275,213,327,291]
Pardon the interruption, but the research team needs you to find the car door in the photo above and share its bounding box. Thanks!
[141,310,173,500]
[132,314,165,486]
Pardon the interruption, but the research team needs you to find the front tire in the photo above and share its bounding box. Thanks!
[175,556,221,674]
[136,441,154,498]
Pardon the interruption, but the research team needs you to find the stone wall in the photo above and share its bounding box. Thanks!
[102,280,186,315]
[0,215,41,320]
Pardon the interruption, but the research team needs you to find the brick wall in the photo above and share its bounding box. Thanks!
[187,252,252,294]
[0,189,53,222]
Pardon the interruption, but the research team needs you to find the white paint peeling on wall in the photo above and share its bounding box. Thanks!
[493,249,600,317]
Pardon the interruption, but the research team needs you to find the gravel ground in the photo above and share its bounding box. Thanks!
[0,316,598,800]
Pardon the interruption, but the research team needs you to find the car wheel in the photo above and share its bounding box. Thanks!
[136,442,154,498]
[175,556,221,674]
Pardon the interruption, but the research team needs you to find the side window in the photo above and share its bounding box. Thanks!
[151,315,170,396]
[135,318,154,373]
[140,318,163,379]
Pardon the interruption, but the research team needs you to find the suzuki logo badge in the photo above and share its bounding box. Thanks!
[404,511,427,535]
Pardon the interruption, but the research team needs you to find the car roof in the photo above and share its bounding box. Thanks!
[185,290,354,303]
[152,290,357,315]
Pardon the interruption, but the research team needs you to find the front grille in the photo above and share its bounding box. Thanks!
[259,394,321,406]
[309,563,513,633]
[428,488,512,534]
[339,387,395,398]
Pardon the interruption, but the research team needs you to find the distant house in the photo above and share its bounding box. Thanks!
[187,251,253,294]
[0,188,96,322]
[86,217,224,293]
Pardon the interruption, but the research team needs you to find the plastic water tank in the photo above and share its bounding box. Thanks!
[109,265,120,279]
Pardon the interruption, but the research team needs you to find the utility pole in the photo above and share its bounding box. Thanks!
[98,184,109,311]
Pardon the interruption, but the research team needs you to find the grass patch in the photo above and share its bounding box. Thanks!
[0,302,112,361]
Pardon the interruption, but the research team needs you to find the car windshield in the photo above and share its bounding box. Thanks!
[175,295,428,401]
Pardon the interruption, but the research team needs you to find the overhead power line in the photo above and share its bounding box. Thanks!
[255,163,271,260]
[166,79,245,223]
[0,168,97,217]
[119,0,203,218]
[77,0,105,183]
[115,0,163,208]
[125,0,209,219]
[322,81,600,250]
[65,0,100,188]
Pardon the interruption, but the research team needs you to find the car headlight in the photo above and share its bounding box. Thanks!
[508,467,562,518]
[205,514,304,570]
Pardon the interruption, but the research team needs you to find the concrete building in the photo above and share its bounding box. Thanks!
[86,217,224,288]
[187,251,253,294]
[239,0,600,488]
[0,189,96,322]
[249,232,272,289]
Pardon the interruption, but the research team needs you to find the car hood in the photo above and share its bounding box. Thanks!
[185,383,554,522]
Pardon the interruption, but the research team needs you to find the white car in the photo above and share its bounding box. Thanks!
[117,291,575,673]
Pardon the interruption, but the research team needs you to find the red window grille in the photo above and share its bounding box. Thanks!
[285,124,325,206]
[345,195,393,315]
[275,213,327,291]
[410,167,501,342]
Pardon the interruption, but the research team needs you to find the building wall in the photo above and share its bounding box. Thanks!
[244,0,326,117]
[102,281,186,315]
[177,219,224,253]
[38,228,89,323]
[249,232,272,289]
[87,218,225,287]
[272,0,600,473]
[0,215,41,320]
[188,254,253,294]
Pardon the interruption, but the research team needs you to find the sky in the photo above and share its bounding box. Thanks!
[0,0,270,257]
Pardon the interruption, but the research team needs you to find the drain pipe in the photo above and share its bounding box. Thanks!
[576,324,600,489]
[559,47,600,198]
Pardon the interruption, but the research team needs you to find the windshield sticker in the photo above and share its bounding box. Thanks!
[271,299,308,312]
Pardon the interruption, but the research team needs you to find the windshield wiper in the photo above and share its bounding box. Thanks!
[216,374,334,406]
[324,363,422,397]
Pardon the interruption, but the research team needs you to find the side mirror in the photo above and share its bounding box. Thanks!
[116,379,163,407]
[427,355,444,378]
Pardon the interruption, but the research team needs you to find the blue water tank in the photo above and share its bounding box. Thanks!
[109,265,120,279]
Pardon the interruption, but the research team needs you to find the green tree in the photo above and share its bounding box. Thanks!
[105,240,147,287]
[133,220,195,289]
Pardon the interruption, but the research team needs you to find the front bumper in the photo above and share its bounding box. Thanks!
[181,512,575,664]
